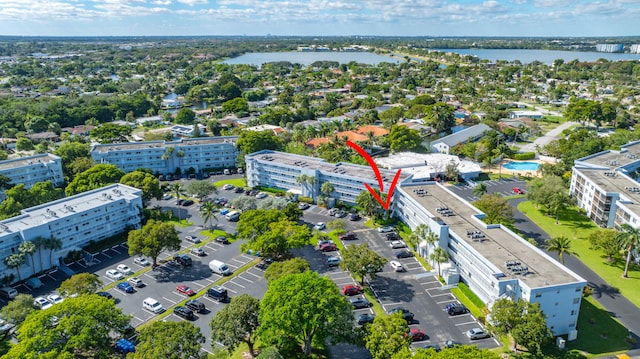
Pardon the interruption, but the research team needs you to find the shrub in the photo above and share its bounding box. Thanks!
[513,152,536,160]
[299,196,313,204]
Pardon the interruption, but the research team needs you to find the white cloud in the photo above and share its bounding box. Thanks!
[177,0,207,5]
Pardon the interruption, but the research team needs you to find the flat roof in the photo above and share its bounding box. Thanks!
[91,136,238,153]
[0,153,60,171]
[401,183,583,287]
[0,184,141,235]
[576,168,640,201]
[375,152,481,177]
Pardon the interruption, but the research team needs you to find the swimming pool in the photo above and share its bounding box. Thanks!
[502,161,540,171]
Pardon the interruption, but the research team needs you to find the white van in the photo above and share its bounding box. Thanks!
[0,287,18,300]
[209,260,232,276]
[142,297,164,313]
[225,211,240,222]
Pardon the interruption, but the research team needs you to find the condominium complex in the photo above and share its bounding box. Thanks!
[91,137,238,175]
[570,141,640,229]
[247,151,586,336]
[0,153,64,193]
[595,43,624,53]
[0,184,142,279]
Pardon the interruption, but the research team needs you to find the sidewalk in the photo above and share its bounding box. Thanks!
[518,121,578,153]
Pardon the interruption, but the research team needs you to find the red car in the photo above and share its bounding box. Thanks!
[406,328,427,342]
[176,285,196,296]
[319,243,338,252]
[513,187,524,194]
[341,284,363,296]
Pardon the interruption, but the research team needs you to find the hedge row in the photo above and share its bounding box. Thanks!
[513,152,536,160]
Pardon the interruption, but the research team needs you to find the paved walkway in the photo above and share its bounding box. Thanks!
[518,121,578,153]
[510,197,640,349]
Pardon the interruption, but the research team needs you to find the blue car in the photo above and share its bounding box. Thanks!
[117,282,135,293]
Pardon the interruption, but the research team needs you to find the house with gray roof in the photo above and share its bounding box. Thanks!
[430,124,491,154]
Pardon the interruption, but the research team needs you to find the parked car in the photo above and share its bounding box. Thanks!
[388,307,414,322]
[174,254,192,266]
[422,344,441,352]
[349,297,371,309]
[117,282,135,293]
[181,199,194,206]
[326,256,342,266]
[407,328,427,342]
[47,294,64,305]
[133,257,150,266]
[356,313,376,325]
[116,264,133,275]
[255,258,273,270]
[395,250,414,259]
[34,296,53,310]
[185,235,201,243]
[389,261,405,272]
[206,286,229,303]
[513,187,524,194]
[378,226,395,233]
[106,269,124,280]
[234,187,245,193]
[128,277,144,287]
[328,208,340,216]
[319,243,338,252]
[162,193,172,200]
[215,236,230,244]
[313,222,326,230]
[390,240,407,249]
[317,239,334,248]
[349,213,361,221]
[339,232,357,241]
[298,202,310,210]
[255,192,268,199]
[334,210,347,218]
[190,247,205,256]
[223,184,234,190]
[447,304,469,316]
[341,284,363,296]
[466,328,490,340]
[174,306,195,320]
[386,233,401,241]
[176,285,196,296]
[185,299,206,313]
[97,292,114,301]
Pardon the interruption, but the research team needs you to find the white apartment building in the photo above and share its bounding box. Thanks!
[0,184,142,280]
[245,150,407,204]
[91,137,238,176]
[247,150,586,337]
[0,153,64,192]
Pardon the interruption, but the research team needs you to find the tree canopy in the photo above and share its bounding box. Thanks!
[128,219,180,266]
[133,320,206,359]
[120,170,163,201]
[365,312,410,359]
[489,298,552,354]
[264,258,311,284]
[0,293,36,334]
[210,294,260,356]
[58,273,103,297]
[236,130,284,155]
[339,243,388,285]
[90,123,133,143]
[474,193,514,225]
[65,164,125,196]
[387,125,422,153]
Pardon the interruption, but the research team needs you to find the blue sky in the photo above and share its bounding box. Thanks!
[0,0,638,37]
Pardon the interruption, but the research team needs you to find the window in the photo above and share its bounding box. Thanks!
[569,322,576,328]
[571,310,576,316]
[535,293,542,298]
[576,287,581,292]
[573,297,580,304]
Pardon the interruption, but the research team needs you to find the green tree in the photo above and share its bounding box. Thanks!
[210,294,260,357]
[429,247,449,277]
[408,224,437,251]
[237,209,285,240]
[474,193,514,225]
[230,196,258,212]
[256,346,283,359]
[174,108,196,124]
[4,253,25,281]
[282,202,303,222]
[0,174,14,191]
[65,164,125,196]
[90,123,132,143]
[133,321,206,359]
[128,219,180,267]
[549,191,574,224]
[242,220,311,259]
[615,223,640,278]
[320,182,335,203]
[171,182,185,203]
[472,183,487,198]
[221,97,249,114]
[364,312,411,359]
[258,271,354,356]
[44,236,63,268]
[264,258,311,284]
[27,181,64,206]
[18,241,37,274]
[15,137,34,151]
[4,295,131,358]
[387,125,421,153]
[0,293,36,334]
[545,236,578,264]
[54,141,91,177]
[356,189,385,219]
[588,228,620,262]
[489,298,552,355]
[200,202,218,231]
[339,243,387,285]
[120,170,163,201]
[236,130,284,154]
[58,273,103,297]
[187,180,218,202]
[413,345,503,359]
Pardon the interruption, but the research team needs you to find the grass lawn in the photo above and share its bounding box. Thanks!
[518,201,640,307]
[214,178,246,188]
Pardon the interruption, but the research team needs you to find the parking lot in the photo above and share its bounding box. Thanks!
[448,177,527,202]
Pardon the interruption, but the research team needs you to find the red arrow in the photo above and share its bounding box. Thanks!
[346,140,402,211]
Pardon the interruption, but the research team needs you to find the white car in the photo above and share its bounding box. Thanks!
[116,264,134,275]
[47,294,64,305]
[378,226,395,233]
[106,269,125,280]
[34,296,53,310]
[390,240,407,249]
[128,277,144,287]
[185,235,201,244]
[134,257,150,266]
[223,184,234,190]
[255,192,268,199]
[389,261,405,272]
[162,193,172,200]
[314,222,326,230]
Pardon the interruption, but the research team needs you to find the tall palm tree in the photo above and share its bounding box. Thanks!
[545,236,578,264]
[19,241,37,275]
[616,224,640,278]
[200,202,218,231]
[44,236,63,267]
[429,247,449,277]
[4,253,25,281]
[33,236,47,272]
[409,223,429,249]
[320,182,335,204]
[171,182,185,202]
[473,183,487,198]
[493,143,510,179]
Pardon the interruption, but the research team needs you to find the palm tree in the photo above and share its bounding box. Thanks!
[4,253,25,281]
[492,143,510,179]
[616,224,640,278]
[549,192,573,224]
[545,236,578,264]
[19,241,37,275]
[320,182,335,204]
[44,236,63,267]
[200,202,218,231]
[171,182,185,202]
[473,183,487,198]
[429,247,449,277]
[33,236,47,272]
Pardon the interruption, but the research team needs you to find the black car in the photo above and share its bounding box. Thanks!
[215,236,230,244]
[395,250,414,259]
[349,213,361,221]
[356,313,376,325]
[386,233,401,241]
[96,291,114,300]
[422,344,441,352]
[447,304,469,316]
[235,187,245,193]
[185,299,206,313]
[388,307,414,322]
[174,306,195,320]
[349,297,372,309]
[206,286,229,302]
[255,258,274,270]
[339,232,357,241]
[181,199,194,206]
[174,254,192,266]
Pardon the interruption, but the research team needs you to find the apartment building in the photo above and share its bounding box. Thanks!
[247,150,586,336]
[0,184,142,279]
[91,137,238,175]
[0,153,64,193]
[245,150,407,204]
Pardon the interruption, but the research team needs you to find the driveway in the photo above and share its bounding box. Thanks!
[518,120,578,153]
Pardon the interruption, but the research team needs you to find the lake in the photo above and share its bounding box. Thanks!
[433,49,640,64]
[223,51,399,66]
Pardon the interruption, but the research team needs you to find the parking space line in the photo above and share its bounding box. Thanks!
[236,276,254,284]
[224,287,237,293]
[240,254,255,261]
[190,282,205,288]
[162,297,177,305]
[436,299,458,304]
[455,320,478,326]
[231,258,247,265]
[228,280,245,288]
[381,302,403,309]
[243,271,262,279]
[101,251,111,258]
[429,292,452,298]
[111,245,121,254]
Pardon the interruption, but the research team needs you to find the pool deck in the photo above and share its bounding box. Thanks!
[483,159,553,178]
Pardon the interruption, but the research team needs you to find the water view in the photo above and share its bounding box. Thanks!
[434,49,640,64]
[503,161,540,171]
[223,51,399,66]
